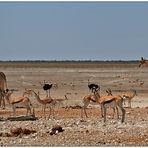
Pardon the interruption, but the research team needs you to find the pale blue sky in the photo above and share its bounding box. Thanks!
[0,2,148,61]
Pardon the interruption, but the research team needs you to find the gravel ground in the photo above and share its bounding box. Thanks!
[1,62,148,146]
[0,107,148,146]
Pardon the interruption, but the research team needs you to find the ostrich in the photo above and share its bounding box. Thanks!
[40,80,53,97]
[88,79,99,93]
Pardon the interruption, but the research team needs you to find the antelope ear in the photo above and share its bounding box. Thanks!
[39,81,42,85]
[88,79,90,85]
[44,80,46,84]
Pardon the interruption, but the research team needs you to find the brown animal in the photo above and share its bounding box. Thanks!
[32,90,55,119]
[23,88,33,97]
[0,72,8,109]
[81,94,98,118]
[53,95,68,109]
[85,89,126,123]
[93,88,125,123]
[81,87,123,121]
[139,57,148,67]
[121,89,137,108]
[4,89,34,117]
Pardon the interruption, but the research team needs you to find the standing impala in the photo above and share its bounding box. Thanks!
[0,72,8,109]
[94,88,125,123]
[4,89,34,117]
[81,87,119,119]
[32,90,55,119]
[121,89,137,108]
[81,87,125,123]
[139,57,148,67]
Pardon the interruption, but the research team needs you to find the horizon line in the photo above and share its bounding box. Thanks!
[0,60,139,62]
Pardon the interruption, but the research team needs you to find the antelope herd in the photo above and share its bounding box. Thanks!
[0,57,147,123]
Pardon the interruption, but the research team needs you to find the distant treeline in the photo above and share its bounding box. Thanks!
[0,60,139,68]
[0,60,139,63]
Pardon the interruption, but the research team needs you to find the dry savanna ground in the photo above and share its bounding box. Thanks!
[0,61,148,146]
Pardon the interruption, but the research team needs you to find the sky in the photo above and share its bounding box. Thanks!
[0,2,148,61]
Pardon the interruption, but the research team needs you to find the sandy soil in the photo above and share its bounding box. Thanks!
[0,62,148,146]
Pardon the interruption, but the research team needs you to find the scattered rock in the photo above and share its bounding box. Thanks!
[10,127,23,136]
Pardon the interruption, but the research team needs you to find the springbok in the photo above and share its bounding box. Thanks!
[4,89,34,117]
[23,88,33,97]
[93,88,125,123]
[53,95,68,109]
[121,89,137,108]
[0,72,8,109]
[105,88,119,118]
[81,87,119,119]
[81,87,125,123]
[32,90,55,119]
[139,57,148,67]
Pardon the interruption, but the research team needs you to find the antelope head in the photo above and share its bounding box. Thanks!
[130,89,137,96]
[24,88,33,96]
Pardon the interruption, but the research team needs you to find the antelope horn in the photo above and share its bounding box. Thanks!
[65,95,68,100]
[97,85,100,91]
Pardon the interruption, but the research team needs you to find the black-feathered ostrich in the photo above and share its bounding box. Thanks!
[88,79,99,93]
[40,80,53,98]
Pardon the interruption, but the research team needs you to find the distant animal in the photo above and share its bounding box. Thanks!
[121,89,137,108]
[139,57,148,67]
[40,80,53,97]
[0,72,8,109]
